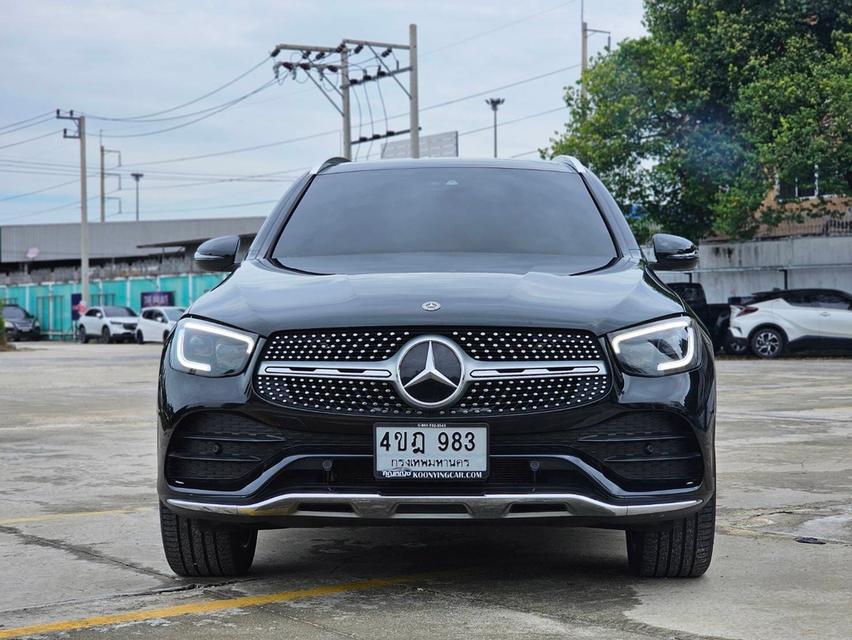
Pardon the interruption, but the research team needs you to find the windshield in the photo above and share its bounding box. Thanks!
[104,306,136,317]
[163,308,184,321]
[273,167,617,274]
[2,306,28,319]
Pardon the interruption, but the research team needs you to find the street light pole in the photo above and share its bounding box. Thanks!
[131,173,144,221]
[485,98,505,158]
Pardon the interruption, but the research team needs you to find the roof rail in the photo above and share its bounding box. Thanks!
[552,155,587,174]
[312,157,350,174]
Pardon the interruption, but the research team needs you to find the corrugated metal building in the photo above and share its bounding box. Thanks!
[0,217,266,338]
[0,217,265,274]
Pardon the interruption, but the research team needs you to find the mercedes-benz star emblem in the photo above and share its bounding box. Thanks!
[421,301,441,312]
[395,336,464,409]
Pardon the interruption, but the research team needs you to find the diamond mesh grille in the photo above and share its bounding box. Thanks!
[257,327,609,415]
[263,327,603,362]
[255,373,609,416]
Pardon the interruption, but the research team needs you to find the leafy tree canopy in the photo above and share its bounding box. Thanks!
[547,0,852,240]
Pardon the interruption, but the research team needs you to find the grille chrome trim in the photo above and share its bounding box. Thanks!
[258,331,610,414]
[260,355,607,383]
[168,493,702,520]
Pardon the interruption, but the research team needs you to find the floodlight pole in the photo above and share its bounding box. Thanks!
[485,98,505,158]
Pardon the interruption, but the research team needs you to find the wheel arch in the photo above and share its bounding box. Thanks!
[747,323,788,344]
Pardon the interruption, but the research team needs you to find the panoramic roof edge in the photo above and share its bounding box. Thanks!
[552,155,587,174]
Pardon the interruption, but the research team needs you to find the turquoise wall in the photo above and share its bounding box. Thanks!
[0,273,224,340]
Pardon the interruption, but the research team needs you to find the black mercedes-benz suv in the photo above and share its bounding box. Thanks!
[158,156,715,579]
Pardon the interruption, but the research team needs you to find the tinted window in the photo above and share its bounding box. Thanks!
[274,168,616,273]
[2,306,26,319]
[815,293,851,310]
[103,306,136,317]
[86,309,101,317]
[784,293,819,307]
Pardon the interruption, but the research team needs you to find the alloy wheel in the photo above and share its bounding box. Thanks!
[754,330,781,357]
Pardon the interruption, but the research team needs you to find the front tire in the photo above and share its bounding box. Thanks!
[626,496,715,578]
[750,327,784,359]
[159,503,257,577]
[78,326,89,344]
[101,326,111,344]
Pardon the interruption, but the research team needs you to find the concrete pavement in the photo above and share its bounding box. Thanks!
[0,343,850,639]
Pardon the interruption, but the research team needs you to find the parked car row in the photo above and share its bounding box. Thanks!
[728,289,852,358]
[77,305,184,344]
[2,304,41,341]
[669,283,852,359]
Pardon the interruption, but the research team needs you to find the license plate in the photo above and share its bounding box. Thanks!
[374,422,489,481]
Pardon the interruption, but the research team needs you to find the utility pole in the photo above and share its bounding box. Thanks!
[580,0,611,101]
[131,173,144,221]
[341,46,352,159]
[485,98,505,158]
[56,110,89,308]
[270,25,419,160]
[409,23,420,158]
[99,141,121,223]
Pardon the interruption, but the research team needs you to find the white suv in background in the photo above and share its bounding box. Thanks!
[78,306,139,343]
[135,306,185,344]
[729,289,852,358]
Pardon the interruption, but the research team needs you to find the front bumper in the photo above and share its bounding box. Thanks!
[157,332,716,527]
[167,491,703,521]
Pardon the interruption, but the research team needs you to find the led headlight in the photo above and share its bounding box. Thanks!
[609,317,701,377]
[171,318,257,377]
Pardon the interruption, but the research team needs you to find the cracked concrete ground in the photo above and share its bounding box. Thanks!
[0,342,850,639]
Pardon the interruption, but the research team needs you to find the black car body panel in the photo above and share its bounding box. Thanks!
[157,158,715,537]
[188,258,685,338]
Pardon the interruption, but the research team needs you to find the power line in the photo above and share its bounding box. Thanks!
[86,55,273,122]
[137,198,280,215]
[422,1,576,57]
[122,63,579,168]
[0,115,55,136]
[0,130,61,151]
[0,177,81,203]
[0,111,54,132]
[510,149,543,158]
[458,106,567,136]
[125,129,340,167]
[99,78,279,138]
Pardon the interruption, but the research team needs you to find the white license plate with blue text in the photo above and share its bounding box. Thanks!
[374,422,489,480]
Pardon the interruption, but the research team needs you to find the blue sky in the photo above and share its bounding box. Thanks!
[0,0,647,225]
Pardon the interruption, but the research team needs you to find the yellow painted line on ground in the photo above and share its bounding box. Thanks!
[0,571,454,639]
[0,506,152,526]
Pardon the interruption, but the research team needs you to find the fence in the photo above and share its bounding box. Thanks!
[0,272,225,340]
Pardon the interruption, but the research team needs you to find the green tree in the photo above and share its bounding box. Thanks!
[547,0,852,240]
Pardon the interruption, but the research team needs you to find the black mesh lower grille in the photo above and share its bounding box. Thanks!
[166,411,702,491]
[493,412,703,485]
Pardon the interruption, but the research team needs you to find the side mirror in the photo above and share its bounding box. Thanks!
[650,233,698,271]
[194,235,240,273]
[96,312,103,319]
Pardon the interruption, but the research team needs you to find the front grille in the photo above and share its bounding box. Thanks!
[257,326,610,415]
[166,411,702,492]
[256,374,610,416]
[263,327,603,362]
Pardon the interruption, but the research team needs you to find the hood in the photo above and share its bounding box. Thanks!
[188,258,684,338]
